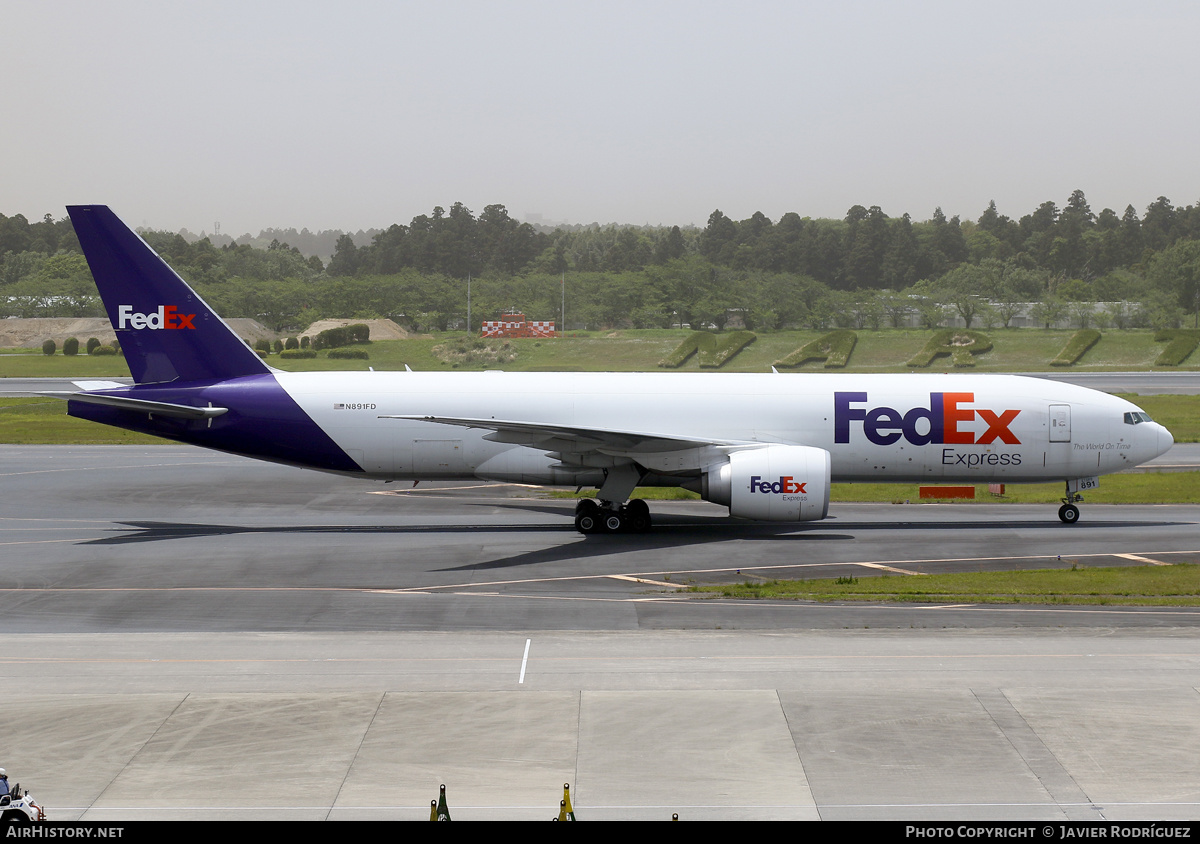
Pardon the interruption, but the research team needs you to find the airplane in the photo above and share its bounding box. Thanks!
[61,205,1174,533]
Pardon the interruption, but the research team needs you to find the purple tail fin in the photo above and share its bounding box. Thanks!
[68,205,269,385]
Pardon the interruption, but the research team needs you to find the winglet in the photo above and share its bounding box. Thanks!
[68,205,269,385]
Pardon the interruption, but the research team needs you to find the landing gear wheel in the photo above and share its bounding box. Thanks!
[1058,503,1080,524]
[602,511,625,533]
[624,499,651,532]
[575,499,601,534]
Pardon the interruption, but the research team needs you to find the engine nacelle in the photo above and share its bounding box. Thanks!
[701,445,831,522]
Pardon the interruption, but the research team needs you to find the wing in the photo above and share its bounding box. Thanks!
[384,414,778,502]
[381,414,753,456]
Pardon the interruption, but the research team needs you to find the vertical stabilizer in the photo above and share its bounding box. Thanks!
[67,205,269,384]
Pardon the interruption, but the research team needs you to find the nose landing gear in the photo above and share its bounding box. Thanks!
[1059,482,1083,524]
[1058,501,1080,524]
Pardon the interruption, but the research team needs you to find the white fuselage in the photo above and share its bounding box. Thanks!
[273,370,1173,486]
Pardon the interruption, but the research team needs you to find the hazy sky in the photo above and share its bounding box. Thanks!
[3,0,1199,236]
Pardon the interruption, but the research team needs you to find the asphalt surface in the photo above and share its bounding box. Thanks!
[2,445,1200,820]
[1014,371,1200,395]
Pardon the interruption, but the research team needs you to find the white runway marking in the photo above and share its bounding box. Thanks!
[607,574,683,588]
[1115,553,1170,565]
[857,562,926,575]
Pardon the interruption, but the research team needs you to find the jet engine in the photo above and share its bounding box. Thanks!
[699,445,831,521]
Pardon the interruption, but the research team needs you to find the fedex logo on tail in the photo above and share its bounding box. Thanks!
[118,305,196,330]
[834,392,1021,446]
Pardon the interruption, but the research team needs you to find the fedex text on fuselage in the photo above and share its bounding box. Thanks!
[834,391,1021,447]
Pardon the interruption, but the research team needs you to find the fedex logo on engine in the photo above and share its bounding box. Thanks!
[118,305,196,330]
[750,476,807,495]
[834,391,1021,446]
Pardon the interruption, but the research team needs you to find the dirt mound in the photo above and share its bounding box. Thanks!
[224,319,278,343]
[0,318,115,348]
[0,317,275,348]
[299,319,412,341]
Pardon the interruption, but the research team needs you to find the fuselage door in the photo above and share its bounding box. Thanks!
[1049,404,1071,443]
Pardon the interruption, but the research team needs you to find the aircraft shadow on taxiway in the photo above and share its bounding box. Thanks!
[78,505,1189,574]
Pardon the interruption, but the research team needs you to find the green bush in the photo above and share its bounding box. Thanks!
[63,337,79,356]
[254,339,272,355]
[41,339,55,356]
[775,330,857,368]
[285,336,299,350]
[91,345,117,356]
[328,348,369,360]
[1051,329,1101,366]
[86,337,101,355]
[279,349,317,359]
[313,324,371,350]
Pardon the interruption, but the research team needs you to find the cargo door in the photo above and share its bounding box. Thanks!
[413,439,466,476]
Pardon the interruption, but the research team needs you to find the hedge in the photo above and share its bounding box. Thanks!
[1050,329,1101,366]
[313,324,370,350]
[774,330,857,368]
[1154,329,1200,366]
[658,331,756,368]
[328,348,369,360]
[907,330,993,368]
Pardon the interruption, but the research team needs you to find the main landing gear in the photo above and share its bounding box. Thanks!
[574,498,652,534]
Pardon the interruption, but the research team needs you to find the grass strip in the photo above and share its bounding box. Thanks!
[690,564,1200,606]
[829,472,1200,504]
[3,329,1198,375]
[0,398,168,444]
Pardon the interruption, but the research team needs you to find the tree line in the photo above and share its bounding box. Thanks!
[1,191,1199,333]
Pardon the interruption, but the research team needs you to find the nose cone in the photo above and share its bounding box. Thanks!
[1157,423,1174,458]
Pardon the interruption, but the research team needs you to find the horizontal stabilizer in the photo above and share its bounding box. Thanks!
[72,380,129,391]
[69,392,228,419]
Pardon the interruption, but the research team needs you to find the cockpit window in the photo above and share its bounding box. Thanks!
[1123,411,1153,425]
